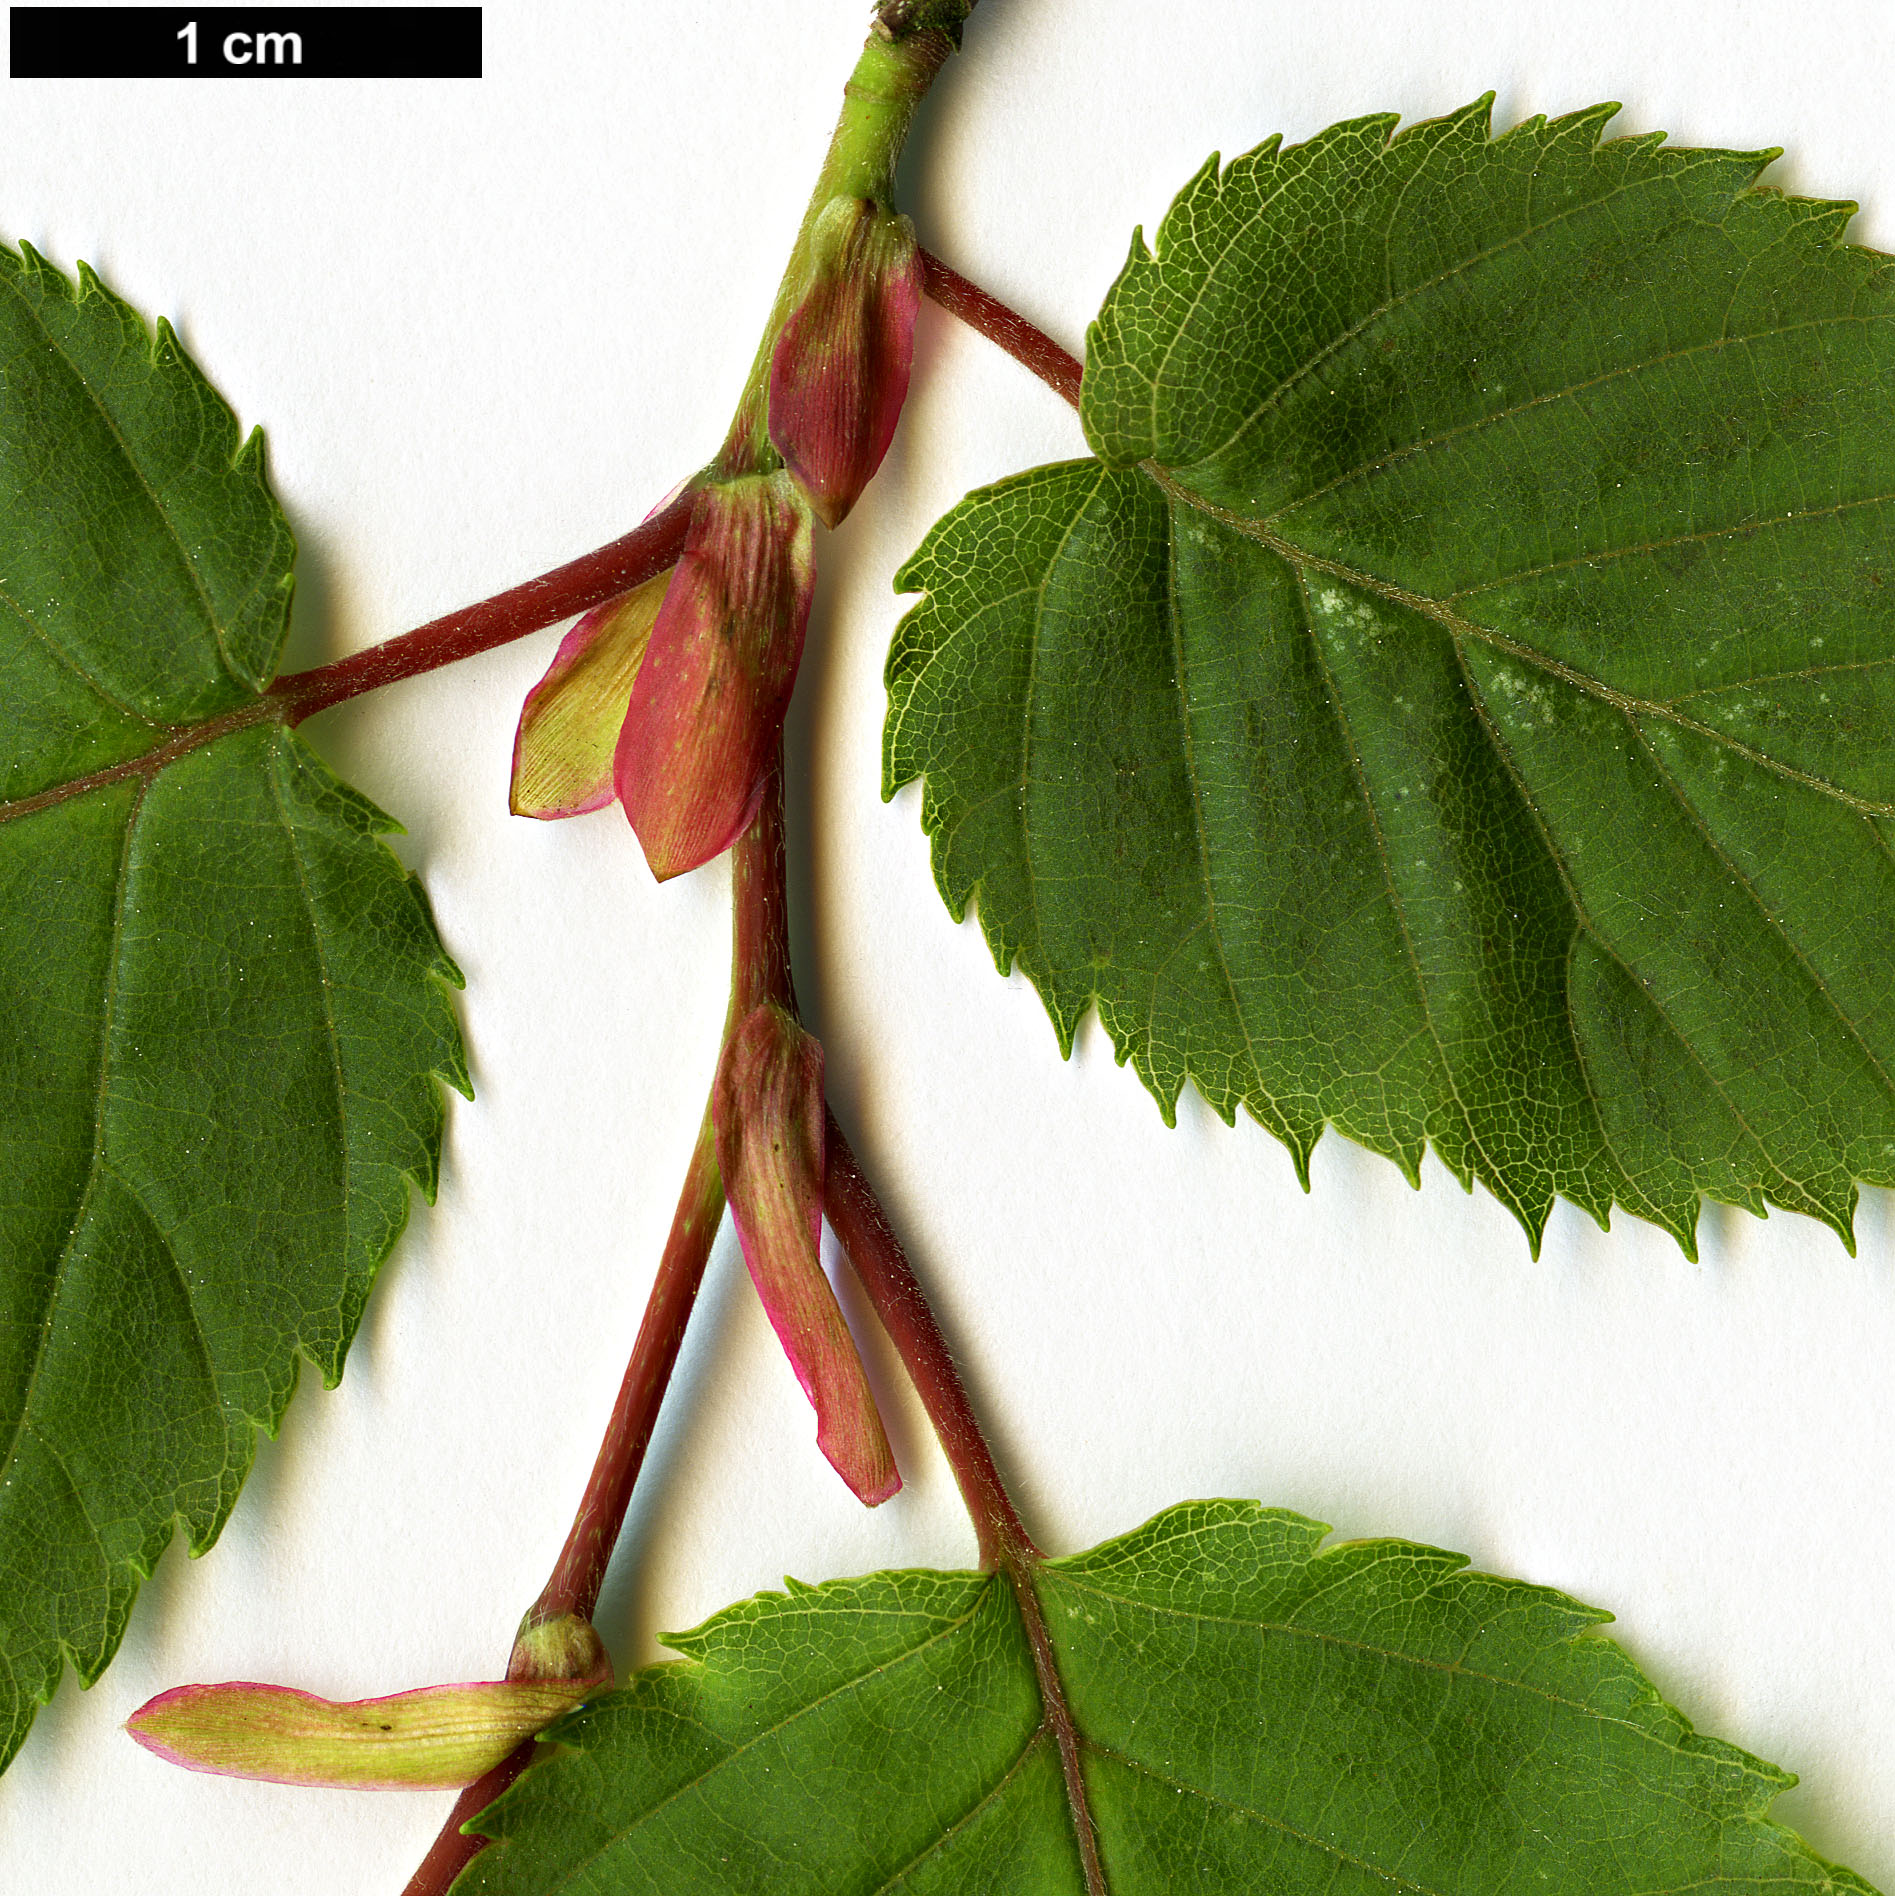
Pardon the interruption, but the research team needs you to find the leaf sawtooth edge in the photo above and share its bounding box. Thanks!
[883,462,1425,1199]
[0,739,472,1776]
[0,238,299,703]
[1079,96,1792,477]
[0,247,472,1774]
[887,97,1895,1256]
[457,1498,1882,1895]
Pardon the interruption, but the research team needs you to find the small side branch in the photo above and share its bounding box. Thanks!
[271,493,695,724]
[400,1121,724,1896]
[919,249,1083,410]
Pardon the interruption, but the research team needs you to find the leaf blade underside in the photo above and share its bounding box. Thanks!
[460,1500,1876,1895]
[0,245,468,1770]
[886,100,1895,1253]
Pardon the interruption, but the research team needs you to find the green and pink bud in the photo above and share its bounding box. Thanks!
[125,1676,599,1790]
[510,570,672,820]
[713,1001,898,1506]
[615,473,816,881]
[768,196,922,529]
[125,1615,609,1790]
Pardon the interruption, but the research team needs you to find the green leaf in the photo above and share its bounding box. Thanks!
[460,1499,1874,1894]
[886,100,1895,1254]
[0,244,468,1770]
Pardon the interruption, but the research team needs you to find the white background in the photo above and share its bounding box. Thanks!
[3,1,1893,1887]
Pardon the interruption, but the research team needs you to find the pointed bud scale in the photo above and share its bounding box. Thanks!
[769,197,922,528]
[615,474,816,881]
[713,1001,899,1506]
[125,1671,607,1790]
[510,569,673,819]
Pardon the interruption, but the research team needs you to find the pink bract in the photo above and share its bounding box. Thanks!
[712,1001,899,1506]
[615,473,816,881]
[769,198,922,529]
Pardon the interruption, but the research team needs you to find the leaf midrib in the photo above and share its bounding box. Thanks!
[1144,461,1895,820]
[0,700,278,827]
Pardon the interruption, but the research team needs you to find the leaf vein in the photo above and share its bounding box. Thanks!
[1289,565,1515,1218]
[1045,1567,1677,1736]
[0,780,146,1534]
[1083,1736,1451,1896]
[1450,657,1843,1217]
[1178,144,1740,479]
[863,1729,1049,1896]
[0,582,163,729]
[0,273,239,680]
[1159,497,1269,1111]
[1268,315,1889,526]
[266,736,353,1281]
[1628,716,1895,1113]
[1443,487,1895,602]
[527,1588,996,1893]
[1148,463,1895,819]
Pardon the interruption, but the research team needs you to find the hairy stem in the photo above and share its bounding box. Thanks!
[287,242,1076,735]
[401,1121,724,1896]
[400,1745,537,1896]
[527,759,798,1640]
[271,492,694,724]
[403,770,803,1893]
[919,248,1084,409]
[822,1118,1027,1567]
[726,657,1100,1880]
[397,39,1125,1896]
[823,1122,1104,1891]
[14,243,1077,825]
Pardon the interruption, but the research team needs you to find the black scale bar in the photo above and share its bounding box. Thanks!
[10,7,481,77]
